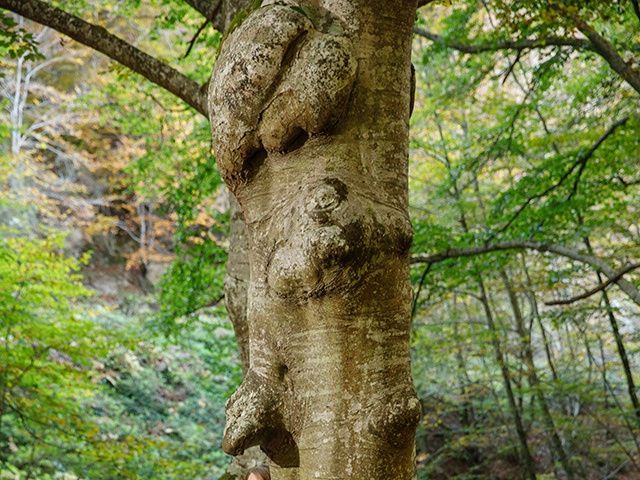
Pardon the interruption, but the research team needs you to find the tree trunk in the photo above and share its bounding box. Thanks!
[476,279,538,480]
[452,296,475,427]
[500,270,575,480]
[208,1,420,478]
[582,237,640,426]
[599,284,640,425]
[520,256,559,383]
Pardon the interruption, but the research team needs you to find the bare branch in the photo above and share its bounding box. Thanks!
[545,262,640,306]
[0,0,209,116]
[412,241,640,307]
[413,27,592,54]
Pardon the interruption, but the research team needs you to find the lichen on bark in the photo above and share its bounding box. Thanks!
[209,1,419,478]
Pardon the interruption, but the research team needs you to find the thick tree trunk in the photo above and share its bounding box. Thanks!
[209,1,419,478]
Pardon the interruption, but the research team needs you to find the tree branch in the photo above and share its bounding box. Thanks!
[182,0,250,32]
[574,17,640,95]
[498,116,630,233]
[182,0,218,18]
[615,175,640,188]
[0,0,209,116]
[183,0,223,58]
[412,241,640,307]
[411,263,432,320]
[544,262,640,306]
[413,16,640,95]
[413,27,592,54]
[567,116,630,199]
[184,18,211,58]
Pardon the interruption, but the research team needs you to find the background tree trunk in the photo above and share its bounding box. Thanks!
[208,0,420,478]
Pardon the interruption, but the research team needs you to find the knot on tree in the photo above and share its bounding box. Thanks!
[367,393,421,448]
[208,1,357,187]
[223,366,300,467]
[266,178,413,299]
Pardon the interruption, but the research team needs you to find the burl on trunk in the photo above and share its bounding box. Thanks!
[208,1,419,478]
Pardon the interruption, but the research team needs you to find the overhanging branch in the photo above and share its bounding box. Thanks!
[412,241,640,307]
[413,16,639,96]
[574,17,640,95]
[413,27,592,54]
[544,262,640,306]
[0,0,209,117]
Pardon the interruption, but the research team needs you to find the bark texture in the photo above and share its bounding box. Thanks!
[208,1,419,478]
[226,193,251,371]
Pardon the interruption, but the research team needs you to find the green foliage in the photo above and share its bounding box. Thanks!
[0,13,42,63]
[0,230,123,478]
[86,311,242,480]
[411,1,640,477]
[156,237,227,333]
[0,227,240,478]
[0,8,237,473]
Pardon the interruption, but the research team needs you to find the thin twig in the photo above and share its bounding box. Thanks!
[183,0,222,58]
[411,263,432,320]
[184,19,209,58]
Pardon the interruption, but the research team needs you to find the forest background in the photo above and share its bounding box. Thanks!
[0,0,639,479]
